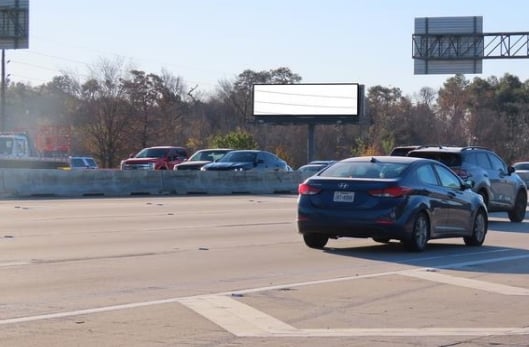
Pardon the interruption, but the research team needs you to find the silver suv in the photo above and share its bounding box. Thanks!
[408,146,527,222]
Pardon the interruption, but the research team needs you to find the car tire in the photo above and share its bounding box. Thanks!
[464,209,487,246]
[508,190,527,223]
[303,233,328,249]
[404,212,429,252]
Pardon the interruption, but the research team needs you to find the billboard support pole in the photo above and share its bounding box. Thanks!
[307,123,315,163]
[1,49,5,132]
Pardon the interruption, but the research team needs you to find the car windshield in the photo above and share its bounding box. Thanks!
[219,151,257,163]
[190,150,230,162]
[514,163,529,170]
[319,161,408,179]
[135,148,168,158]
[85,158,97,166]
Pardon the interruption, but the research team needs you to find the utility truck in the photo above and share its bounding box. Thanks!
[0,132,68,169]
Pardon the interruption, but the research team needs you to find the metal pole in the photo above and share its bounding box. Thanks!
[307,123,315,163]
[1,49,5,132]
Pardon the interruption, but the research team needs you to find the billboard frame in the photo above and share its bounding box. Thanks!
[252,83,363,125]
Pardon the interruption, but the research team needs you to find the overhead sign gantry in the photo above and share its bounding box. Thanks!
[413,16,529,74]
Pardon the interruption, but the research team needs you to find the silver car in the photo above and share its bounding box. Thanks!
[513,162,529,188]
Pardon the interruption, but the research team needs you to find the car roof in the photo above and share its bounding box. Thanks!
[194,148,233,153]
[146,146,186,149]
[341,155,429,164]
[409,145,490,154]
[309,160,336,164]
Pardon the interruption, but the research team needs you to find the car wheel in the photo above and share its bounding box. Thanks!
[464,209,487,246]
[303,233,328,249]
[404,212,429,252]
[508,190,527,223]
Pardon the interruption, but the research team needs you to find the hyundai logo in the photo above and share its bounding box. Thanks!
[338,183,349,189]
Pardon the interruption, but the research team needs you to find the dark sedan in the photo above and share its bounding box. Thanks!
[201,150,289,172]
[297,156,488,252]
[174,148,233,171]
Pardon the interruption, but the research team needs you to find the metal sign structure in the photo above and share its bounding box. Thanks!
[0,0,29,49]
[413,16,529,75]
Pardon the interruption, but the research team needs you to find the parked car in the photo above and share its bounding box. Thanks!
[389,145,422,156]
[512,161,529,188]
[201,150,289,172]
[174,148,233,171]
[69,156,98,169]
[407,146,527,222]
[297,160,336,176]
[120,146,188,170]
[297,156,488,252]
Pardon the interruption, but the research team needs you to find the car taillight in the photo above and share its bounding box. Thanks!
[298,183,321,195]
[368,186,412,197]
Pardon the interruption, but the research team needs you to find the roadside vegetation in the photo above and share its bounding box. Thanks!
[4,58,529,168]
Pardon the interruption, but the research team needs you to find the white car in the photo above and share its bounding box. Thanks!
[69,156,98,169]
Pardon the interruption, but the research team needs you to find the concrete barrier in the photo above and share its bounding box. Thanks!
[0,169,304,198]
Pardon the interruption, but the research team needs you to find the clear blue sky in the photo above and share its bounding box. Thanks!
[7,0,529,98]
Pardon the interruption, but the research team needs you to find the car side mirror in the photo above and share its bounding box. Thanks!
[508,166,515,175]
[462,180,474,190]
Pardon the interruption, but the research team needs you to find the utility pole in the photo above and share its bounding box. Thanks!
[1,49,5,132]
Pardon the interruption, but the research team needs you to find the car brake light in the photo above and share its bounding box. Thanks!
[368,186,412,197]
[298,183,321,195]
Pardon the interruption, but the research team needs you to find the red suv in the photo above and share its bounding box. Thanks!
[120,146,188,170]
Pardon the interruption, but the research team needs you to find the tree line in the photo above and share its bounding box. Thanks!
[4,58,529,168]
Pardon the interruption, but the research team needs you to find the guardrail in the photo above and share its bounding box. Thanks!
[0,169,308,198]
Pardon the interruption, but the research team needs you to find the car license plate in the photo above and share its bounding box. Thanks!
[333,191,355,202]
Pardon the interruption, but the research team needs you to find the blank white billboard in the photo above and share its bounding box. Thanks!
[253,83,359,117]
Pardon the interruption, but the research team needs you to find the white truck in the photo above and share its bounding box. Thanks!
[0,132,68,169]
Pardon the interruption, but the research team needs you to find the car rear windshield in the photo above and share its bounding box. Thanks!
[408,152,462,167]
[319,161,408,179]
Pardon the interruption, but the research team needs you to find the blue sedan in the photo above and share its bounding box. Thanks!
[297,156,488,252]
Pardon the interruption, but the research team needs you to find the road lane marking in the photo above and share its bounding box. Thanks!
[178,295,297,336]
[402,269,529,295]
[2,251,529,337]
[0,261,30,267]
[178,295,529,337]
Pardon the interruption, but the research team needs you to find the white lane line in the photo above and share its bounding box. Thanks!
[291,327,529,337]
[0,298,184,325]
[402,269,529,295]
[0,261,30,267]
[2,251,529,338]
[178,295,297,336]
[178,295,529,337]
